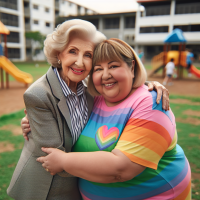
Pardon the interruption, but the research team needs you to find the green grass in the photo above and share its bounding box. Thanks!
[0,110,25,200]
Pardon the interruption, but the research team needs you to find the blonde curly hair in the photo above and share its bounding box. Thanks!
[44,19,106,68]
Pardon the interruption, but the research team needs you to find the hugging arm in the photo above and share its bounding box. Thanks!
[37,92,171,183]
[24,91,74,177]
[145,81,169,110]
[21,81,169,139]
[37,147,145,183]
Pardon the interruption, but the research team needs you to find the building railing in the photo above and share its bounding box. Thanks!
[25,24,31,31]
[24,7,30,17]
[26,39,32,47]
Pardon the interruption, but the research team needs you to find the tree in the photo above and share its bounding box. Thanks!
[25,31,46,56]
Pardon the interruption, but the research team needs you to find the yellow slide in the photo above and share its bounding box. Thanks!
[0,56,33,84]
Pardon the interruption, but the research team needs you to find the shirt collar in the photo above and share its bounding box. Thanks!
[53,67,85,97]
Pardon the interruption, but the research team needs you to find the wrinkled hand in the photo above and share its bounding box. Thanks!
[147,81,169,111]
[37,147,66,175]
[21,109,31,141]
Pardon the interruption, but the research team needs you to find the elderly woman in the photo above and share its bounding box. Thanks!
[8,20,168,200]
[7,19,106,200]
[37,38,191,200]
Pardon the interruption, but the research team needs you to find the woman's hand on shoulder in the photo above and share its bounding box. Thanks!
[21,109,31,141]
[147,81,169,111]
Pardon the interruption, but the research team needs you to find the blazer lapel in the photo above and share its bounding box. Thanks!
[46,67,72,134]
[57,97,72,133]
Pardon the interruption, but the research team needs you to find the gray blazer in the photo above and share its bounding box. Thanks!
[7,67,94,200]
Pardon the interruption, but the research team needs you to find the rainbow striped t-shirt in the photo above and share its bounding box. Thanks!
[73,85,191,200]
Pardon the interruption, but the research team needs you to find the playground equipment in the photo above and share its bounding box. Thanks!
[151,50,200,78]
[0,56,33,85]
[0,21,33,89]
[150,29,200,78]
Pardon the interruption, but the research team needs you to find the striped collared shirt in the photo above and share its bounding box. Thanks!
[54,67,88,144]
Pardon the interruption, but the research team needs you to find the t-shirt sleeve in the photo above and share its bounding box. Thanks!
[115,91,175,170]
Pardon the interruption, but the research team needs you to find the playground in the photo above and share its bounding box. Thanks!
[0,23,200,199]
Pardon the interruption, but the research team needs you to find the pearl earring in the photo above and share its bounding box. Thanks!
[58,60,61,64]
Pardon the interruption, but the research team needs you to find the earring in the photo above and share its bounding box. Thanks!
[58,60,61,64]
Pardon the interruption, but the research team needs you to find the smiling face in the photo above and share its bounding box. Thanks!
[58,37,94,91]
[92,59,135,106]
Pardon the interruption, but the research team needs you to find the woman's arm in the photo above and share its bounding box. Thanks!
[21,81,169,140]
[145,81,169,110]
[37,148,145,183]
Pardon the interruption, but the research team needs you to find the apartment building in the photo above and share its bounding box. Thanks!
[56,12,137,48]
[1,0,199,61]
[58,0,200,61]
[0,0,25,60]
[135,0,200,60]
[59,0,97,17]
[0,0,96,61]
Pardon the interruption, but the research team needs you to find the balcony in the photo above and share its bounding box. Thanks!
[24,7,30,17]
[55,1,59,10]
[26,38,32,47]
[25,24,31,31]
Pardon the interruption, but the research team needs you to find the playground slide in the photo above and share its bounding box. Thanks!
[0,56,33,84]
[190,65,200,78]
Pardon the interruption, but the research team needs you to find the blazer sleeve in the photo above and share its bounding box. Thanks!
[24,90,75,177]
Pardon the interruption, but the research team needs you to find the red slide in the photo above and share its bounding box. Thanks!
[190,65,200,78]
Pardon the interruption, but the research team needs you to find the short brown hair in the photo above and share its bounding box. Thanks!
[88,38,147,96]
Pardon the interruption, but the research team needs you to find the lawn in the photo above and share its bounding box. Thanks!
[0,62,200,199]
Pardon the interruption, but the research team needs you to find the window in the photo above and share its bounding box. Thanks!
[86,19,99,29]
[0,0,17,10]
[25,17,30,24]
[145,45,163,59]
[55,10,59,15]
[35,49,41,55]
[33,20,39,25]
[125,16,135,28]
[0,12,19,27]
[45,7,49,13]
[142,2,170,16]
[8,48,20,59]
[24,1,29,8]
[175,0,200,14]
[104,17,120,29]
[26,48,32,54]
[78,5,81,14]
[1,31,19,43]
[33,4,38,10]
[140,26,169,33]
[46,22,50,27]
[174,24,200,32]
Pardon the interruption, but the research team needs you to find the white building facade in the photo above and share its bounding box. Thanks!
[135,0,200,60]
[0,0,96,61]
[0,0,26,61]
